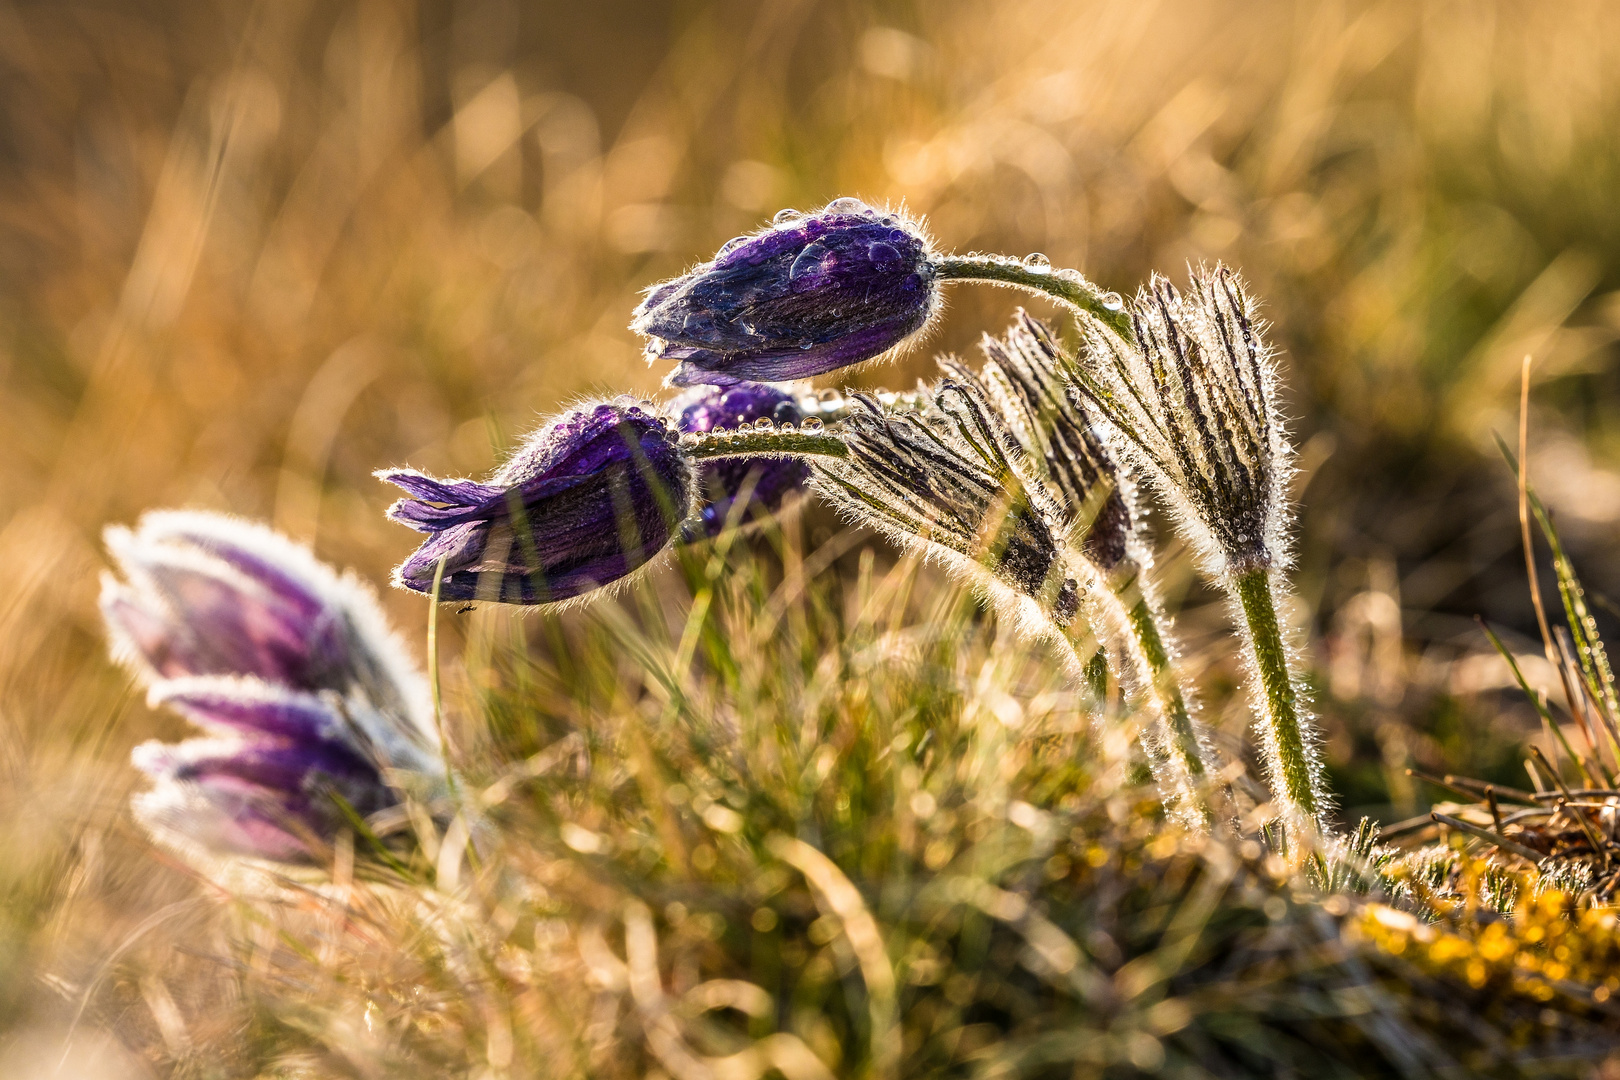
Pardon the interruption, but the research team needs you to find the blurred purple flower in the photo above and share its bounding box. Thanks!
[132,729,390,863]
[101,511,442,863]
[671,382,810,538]
[378,398,693,605]
[632,198,938,387]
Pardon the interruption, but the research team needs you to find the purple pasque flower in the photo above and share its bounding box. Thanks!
[671,382,811,539]
[132,732,391,863]
[101,511,437,771]
[101,512,442,862]
[378,398,694,605]
[131,678,406,862]
[632,197,939,387]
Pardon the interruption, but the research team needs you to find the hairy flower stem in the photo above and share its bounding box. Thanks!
[683,430,849,461]
[1232,567,1321,845]
[1106,578,1212,824]
[933,256,1134,342]
[1123,591,1205,785]
[1059,560,1211,825]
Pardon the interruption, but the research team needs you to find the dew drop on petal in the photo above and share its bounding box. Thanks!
[825,196,868,215]
[773,208,804,224]
[789,241,829,282]
[867,241,901,271]
[717,235,749,256]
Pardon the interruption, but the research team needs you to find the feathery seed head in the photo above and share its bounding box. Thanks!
[632,197,939,387]
[670,382,811,539]
[379,398,694,606]
[1072,266,1290,577]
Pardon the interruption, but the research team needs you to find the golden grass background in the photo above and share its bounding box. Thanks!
[3,0,1620,1072]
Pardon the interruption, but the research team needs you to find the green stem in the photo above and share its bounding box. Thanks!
[1125,597,1204,780]
[427,554,459,803]
[683,429,848,460]
[933,255,1134,341]
[1232,567,1319,827]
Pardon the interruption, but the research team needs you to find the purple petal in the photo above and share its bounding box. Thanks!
[102,516,354,690]
[151,677,342,742]
[377,469,499,506]
[664,317,923,386]
[132,734,393,861]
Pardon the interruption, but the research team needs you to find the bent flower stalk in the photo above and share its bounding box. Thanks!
[970,313,1212,810]
[811,357,1211,824]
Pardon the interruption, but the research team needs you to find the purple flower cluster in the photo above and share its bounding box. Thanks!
[370,198,942,605]
[102,512,439,862]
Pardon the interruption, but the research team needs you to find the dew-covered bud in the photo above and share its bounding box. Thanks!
[671,382,810,538]
[379,399,694,605]
[632,198,939,387]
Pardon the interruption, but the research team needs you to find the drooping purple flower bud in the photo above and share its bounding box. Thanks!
[632,198,939,387]
[100,512,445,863]
[378,398,694,605]
[671,382,811,539]
[100,511,438,773]
[132,728,391,863]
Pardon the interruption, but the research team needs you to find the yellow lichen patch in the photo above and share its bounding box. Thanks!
[1352,863,1620,1014]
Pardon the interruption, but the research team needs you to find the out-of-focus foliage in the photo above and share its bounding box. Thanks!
[4,0,1620,1072]
[67,543,1620,1077]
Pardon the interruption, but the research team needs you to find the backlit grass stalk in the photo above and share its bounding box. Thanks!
[1067,267,1328,851]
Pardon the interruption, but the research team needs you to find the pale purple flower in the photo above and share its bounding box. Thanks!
[132,733,388,863]
[378,398,694,605]
[671,382,810,538]
[101,512,440,862]
[632,198,939,387]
